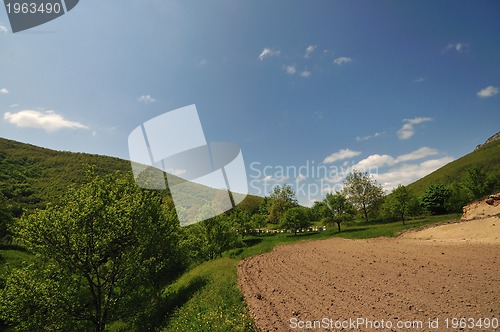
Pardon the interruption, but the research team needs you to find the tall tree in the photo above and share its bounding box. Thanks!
[0,170,183,332]
[343,170,384,223]
[421,183,451,215]
[280,206,310,235]
[462,166,492,200]
[0,193,13,243]
[267,184,298,223]
[388,185,415,224]
[324,192,356,232]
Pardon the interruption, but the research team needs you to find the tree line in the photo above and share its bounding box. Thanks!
[0,165,497,330]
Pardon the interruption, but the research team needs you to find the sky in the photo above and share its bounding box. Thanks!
[1,0,499,205]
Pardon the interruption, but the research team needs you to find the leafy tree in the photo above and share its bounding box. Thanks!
[310,200,329,222]
[251,214,267,231]
[323,192,356,232]
[230,208,254,237]
[0,170,184,332]
[421,183,451,215]
[462,166,492,200]
[279,206,310,235]
[343,170,384,223]
[185,215,240,261]
[0,193,13,243]
[389,185,415,224]
[267,184,298,223]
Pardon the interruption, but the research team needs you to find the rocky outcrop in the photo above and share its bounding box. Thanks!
[462,192,500,221]
[475,131,500,151]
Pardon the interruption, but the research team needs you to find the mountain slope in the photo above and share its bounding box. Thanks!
[0,137,261,216]
[408,137,500,196]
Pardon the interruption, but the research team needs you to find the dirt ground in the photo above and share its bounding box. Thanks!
[238,198,500,331]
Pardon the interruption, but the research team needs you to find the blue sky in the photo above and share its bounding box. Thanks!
[1,0,499,204]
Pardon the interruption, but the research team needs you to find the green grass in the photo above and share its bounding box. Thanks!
[157,213,460,331]
[408,138,500,196]
[1,214,460,331]
[0,246,34,278]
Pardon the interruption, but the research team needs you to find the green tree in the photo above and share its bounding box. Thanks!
[268,184,298,223]
[185,215,240,261]
[462,166,492,200]
[421,183,451,215]
[279,206,310,235]
[0,193,13,243]
[0,170,183,332]
[389,185,415,224]
[343,170,384,223]
[324,192,356,232]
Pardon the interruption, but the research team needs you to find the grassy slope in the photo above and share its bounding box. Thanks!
[157,214,460,332]
[0,137,261,214]
[407,139,500,196]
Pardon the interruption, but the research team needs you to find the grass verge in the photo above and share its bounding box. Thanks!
[156,213,460,331]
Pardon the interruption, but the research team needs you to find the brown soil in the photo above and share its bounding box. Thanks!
[238,198,500,331]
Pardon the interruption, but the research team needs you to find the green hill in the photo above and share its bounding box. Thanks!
[0,137,261,216]
[408,136,500,196]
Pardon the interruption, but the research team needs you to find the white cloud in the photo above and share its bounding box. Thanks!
[356,131,385,142]
[296,174,307,183]
[0,88,9,94]
[9,104,18,108]
[138,95,156,104]
[372,156,454,191]
[397,117,432,140]
[355,154,396,169]
[285,65,296,75]
[263,175,289,183]
[353,147,440,170]
[304,45,316,58]
[396,147,438,162]
[0,25,8,33]
[445,42,469,53]
[4,110,88,132]
[259,48,280,60]
[323,149,361,164]
[333,57,352,65]
[477,85,498,98]
[414,77,425,83]
[300,70,311,78]
[200,59,207,66]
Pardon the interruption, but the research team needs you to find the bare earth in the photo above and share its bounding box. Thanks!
[238,198,500,331]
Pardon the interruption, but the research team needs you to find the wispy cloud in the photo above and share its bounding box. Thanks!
[314,111,323,119]
[200,59,207,66]
[0,88,9,94]
[299,70,311,78]
[397,117,432,140]
[323,149,361,164]
[477,85,498,98]
[262,175,289,183]
[414,77,425,83]
[4,110,88,132]
[0,25,8,33]
[444,42,469,53]
[304,45,316,58]
[138,95,156,104]
[285,65,296,75]
[333,57,352,65]
[259,48,280,60]
[356,131,385,142]
[372,156,454,191]
[354,147,439,169]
